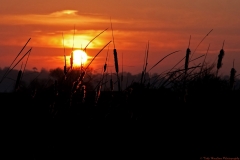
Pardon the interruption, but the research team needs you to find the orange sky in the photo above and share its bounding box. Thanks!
[0,0,240,75]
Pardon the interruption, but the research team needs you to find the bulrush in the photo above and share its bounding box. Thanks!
[185,35,191,75]
[230,60,236,90]
[70,51,73,70]
[62,32,67,77]
[71,25,75,70]
[216,40,225,77]
[110,17,121,91]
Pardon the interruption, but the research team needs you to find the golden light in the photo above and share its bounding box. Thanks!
[72,49,88,67]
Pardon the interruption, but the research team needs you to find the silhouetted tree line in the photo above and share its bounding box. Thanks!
[1,65,240,159]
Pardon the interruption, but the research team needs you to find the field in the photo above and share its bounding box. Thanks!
[1,31,240,159]
[1,66,240,159]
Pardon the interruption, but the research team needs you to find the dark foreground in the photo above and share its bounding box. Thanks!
[1,89,240,159]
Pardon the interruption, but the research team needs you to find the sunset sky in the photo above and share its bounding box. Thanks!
[0,0,240,76]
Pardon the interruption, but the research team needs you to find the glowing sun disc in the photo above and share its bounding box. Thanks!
[73,50,88,66]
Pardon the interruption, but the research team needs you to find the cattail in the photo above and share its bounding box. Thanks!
[216,40,225,77]
[185,35,191,75]
[70,25,75,70]
[64,54,67,77]
[113,47,120,92]
[62,33,67,76]
[110,18,119,73]
[185,48,191,75]
[70,52,73,69]
[230,60,236,90]
[104,63,107,73]
[113,49,119,73]
[217,49,224,69]
[110,17,121,91]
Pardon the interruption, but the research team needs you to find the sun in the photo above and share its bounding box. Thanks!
[72,49,88,67]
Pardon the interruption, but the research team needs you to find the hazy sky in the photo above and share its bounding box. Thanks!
[0,0,240,75]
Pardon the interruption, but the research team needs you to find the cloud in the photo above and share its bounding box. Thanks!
[0,10,112,26]
[50,10,79,17]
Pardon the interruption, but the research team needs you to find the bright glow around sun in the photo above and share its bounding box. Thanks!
[72,50,88,67]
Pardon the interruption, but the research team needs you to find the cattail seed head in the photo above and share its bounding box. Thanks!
[70,52,73,69]
[104,63,107,72]
[185,48,191,73]
[113,49,119,73]
[217,49,224,69]
[230,67,236,90]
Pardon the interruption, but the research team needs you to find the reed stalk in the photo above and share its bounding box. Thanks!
[1,48,32,84]
[110,17,121,91]
[200,44,210,75]
[83,28,108,52]
[148,50,180,72]
[0,38,31,83]
[189,29,213,61]
[141,41,149,85]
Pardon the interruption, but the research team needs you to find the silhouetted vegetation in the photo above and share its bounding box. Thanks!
[1,30,240,159]
[1,63,240,159]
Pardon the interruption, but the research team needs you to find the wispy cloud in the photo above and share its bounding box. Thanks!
[0,10,121,26]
